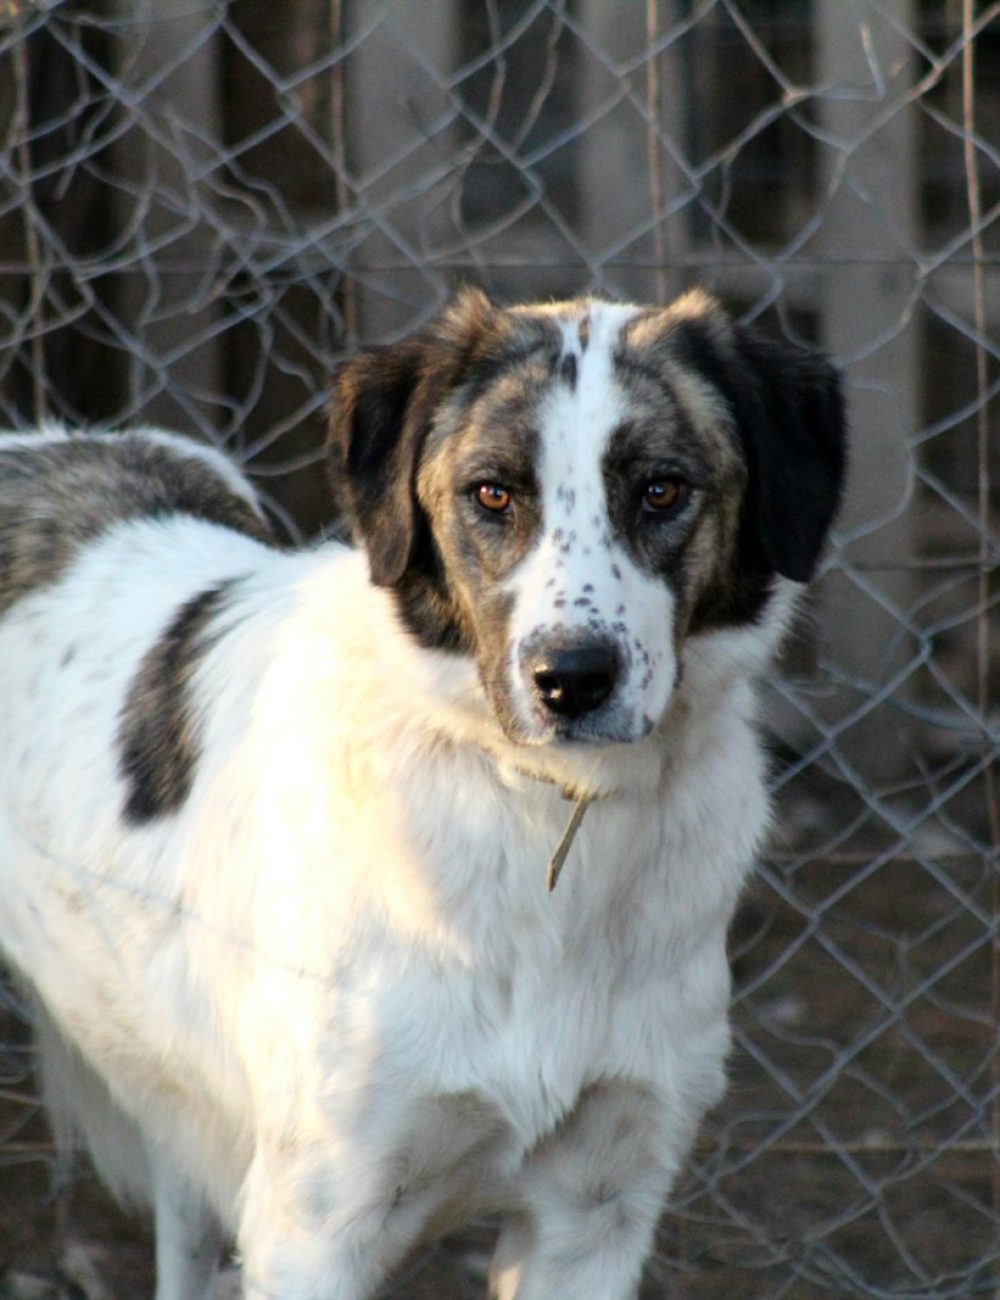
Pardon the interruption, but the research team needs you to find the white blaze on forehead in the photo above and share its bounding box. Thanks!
[544,306,632,525]
[502,301,680,740]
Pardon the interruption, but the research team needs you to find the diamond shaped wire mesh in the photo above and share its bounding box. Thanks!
[0,1,997,1295]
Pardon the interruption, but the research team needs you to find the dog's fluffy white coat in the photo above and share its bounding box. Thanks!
[0,294,843,1300]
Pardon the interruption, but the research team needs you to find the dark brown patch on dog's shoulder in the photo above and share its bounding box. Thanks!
[119,581,235,824]
[0,434,274,616]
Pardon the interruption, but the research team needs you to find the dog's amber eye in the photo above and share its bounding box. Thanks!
[476,483,513,514]
[642,479,686,514]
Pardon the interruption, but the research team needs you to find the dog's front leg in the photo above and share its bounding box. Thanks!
[489,1080,684,1300]
[236,1145,420,1300]
[151,1155,225,1300]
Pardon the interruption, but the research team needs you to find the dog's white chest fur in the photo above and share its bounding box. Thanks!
[212,549,760,1153]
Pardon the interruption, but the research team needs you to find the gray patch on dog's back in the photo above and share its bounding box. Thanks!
[0,433,274,616]
[119,581,235,824]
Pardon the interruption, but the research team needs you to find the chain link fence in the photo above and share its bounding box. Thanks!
[1,0,998,1295]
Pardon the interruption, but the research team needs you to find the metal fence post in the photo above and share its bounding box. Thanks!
[109,0,224,434]
[340,0,459,340]
[577,0,691,304]
[815,0,922,783]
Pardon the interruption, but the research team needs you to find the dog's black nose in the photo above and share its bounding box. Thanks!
[531,644,619,717]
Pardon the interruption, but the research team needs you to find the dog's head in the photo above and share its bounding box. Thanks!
[329,289,845,748]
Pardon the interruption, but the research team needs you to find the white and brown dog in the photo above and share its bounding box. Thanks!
[0,289,845,1300]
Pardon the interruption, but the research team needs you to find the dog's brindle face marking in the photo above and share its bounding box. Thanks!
[330,289,845,747]
[451,303,749,744]
[416,344,553,733]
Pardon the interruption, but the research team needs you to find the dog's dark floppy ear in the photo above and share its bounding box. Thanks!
[667,297,847,582]
[328,288,493,586]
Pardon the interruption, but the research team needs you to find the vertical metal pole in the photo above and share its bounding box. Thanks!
[110,0,223,433]
[577,0,690,303]
[12,31,47,425]
[645,0,669,305]
[816,0,921,783]
[330,0,358,349]
[960,0,1000,1272]
[338,0,458,340]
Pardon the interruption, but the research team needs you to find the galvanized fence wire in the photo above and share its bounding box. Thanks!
[0,0,998,1296]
